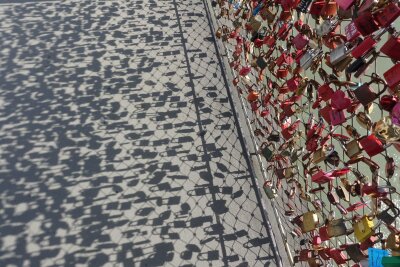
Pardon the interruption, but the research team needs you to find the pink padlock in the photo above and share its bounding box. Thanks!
[329,109,346,125]
[292,33,309,50]
[391,102,400,126]
[345,21,361,42]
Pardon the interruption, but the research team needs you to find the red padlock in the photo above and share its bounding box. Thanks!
[287,76,300,92]
[384,63,400,89]
[362,183,395,197]
[353,12,379,36]
[320,104,333,123]
[239,66,252,76]
[335,0,355,10]
[312,169,334,184]
[374,2,400,28]
[329,108,346,125]
[351,28,387,58]
[276,53,293,66]
[329,248,349,265]
[281,119,301,140]
[331,90,352,110]
[275,68,289,79]
[359,134,384,157]
[319,226,330,241]
[381,34,400,61]
[318,84,334,101]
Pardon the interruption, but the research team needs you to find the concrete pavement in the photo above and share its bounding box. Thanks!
[0,0,281,266]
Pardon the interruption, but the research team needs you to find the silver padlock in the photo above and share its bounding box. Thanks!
[330,43,353,65]
[316,18,340,37]
[300,49,322,70]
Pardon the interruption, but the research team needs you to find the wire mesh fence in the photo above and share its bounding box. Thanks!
[209,0,400,266]
[0,0,282,266]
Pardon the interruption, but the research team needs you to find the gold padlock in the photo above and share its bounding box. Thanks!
[302,211,320,233]
[385,232,400,251]
[353,216,375,242]
[345,139,362,159]
[373,116,400,142]
[312,146,326,164]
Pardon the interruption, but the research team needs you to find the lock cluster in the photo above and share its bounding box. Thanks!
[212,0,400,265]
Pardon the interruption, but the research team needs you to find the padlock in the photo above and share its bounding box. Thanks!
[331,90,352,110]
[287,75,301,92]
[320,104,333,123]
[345,21,361,42]
[302,210,320,232]
[309,0,337,17]
[267,131,280,142]
[311,169,334,184]
[373,116,400,143]
[329,42,353,65]
[247,16,262,32]
[275,67,289,79]
[300,49,322,71]
[247,90,259,102]
[352,77,386,106]
[345,139,362,158]
[385,156,395,178]
[260,142,276,161]
[377,206,400,225]
[263,180,277,199]
[259,6,276,23]
[359,134,384,157]
[318,84,334,101]
[351,27,389,59]
[329,108,346,125]
[254,54,268,70]
[292,33,309,50]
[327,218,352,237]
[343,244,367,262]
[329,248,349,265]
[318,225,330,241]
[353,12,379,36]
[353,215,376,242]
[381,33,400,61]
[281,119,301,140]
[276,53,293,66]
[296,0,313,13]
[312,146,327,163]
[356,112,372,130]
[327,190,340,204]
[335,0,355,10]
[360,232,382,250]
[316,18,340,37]
[383,63,400,89]
[373,2,400,28]
[239,66,252,76]
[385,229,400,251]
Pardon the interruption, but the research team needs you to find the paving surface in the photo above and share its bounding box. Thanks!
[0,0,280,266]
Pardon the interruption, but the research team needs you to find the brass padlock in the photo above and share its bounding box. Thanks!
[312,146,327,164]
[302,210,321,233]
[353,216,377,242]
[327,218,352,237]
[345,139,362,158]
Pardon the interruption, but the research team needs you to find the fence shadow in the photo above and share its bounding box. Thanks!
[0,0,278,266]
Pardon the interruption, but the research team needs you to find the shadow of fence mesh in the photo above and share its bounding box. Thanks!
[0,0,280,266]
